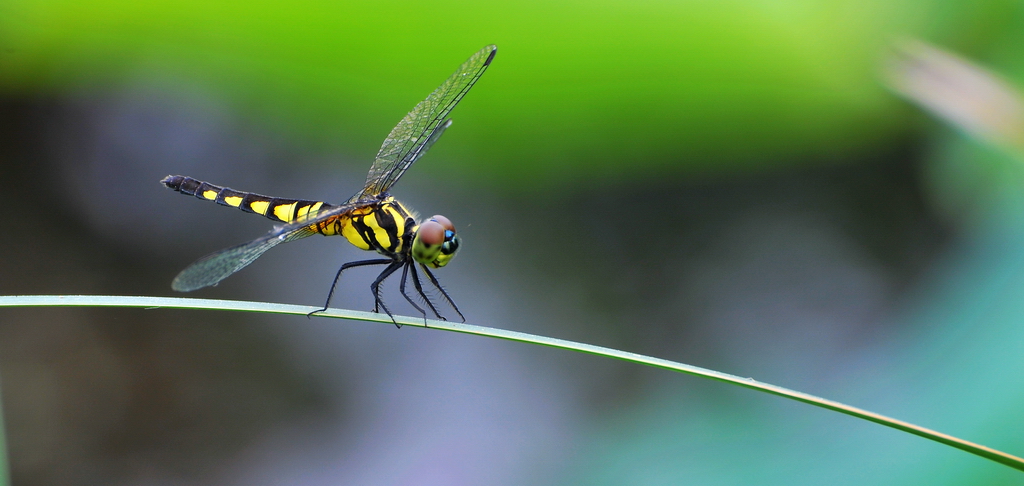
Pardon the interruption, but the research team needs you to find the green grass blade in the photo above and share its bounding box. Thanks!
[1,294,1022,472]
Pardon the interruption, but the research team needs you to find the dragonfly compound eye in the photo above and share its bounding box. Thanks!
[413,220,445,266]
[429,214,455,232]
[418,220,446,246]
[412,217,460,268]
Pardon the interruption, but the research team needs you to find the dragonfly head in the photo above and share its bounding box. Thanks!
[412,215,460,268]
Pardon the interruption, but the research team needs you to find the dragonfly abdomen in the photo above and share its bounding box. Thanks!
[162,175,332,225]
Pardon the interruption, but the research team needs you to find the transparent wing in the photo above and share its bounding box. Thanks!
[172,227,313,291]
[355,45,496,201]
[171,200,373,291]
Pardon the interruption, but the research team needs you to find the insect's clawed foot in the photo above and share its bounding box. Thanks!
[371,305,401,329]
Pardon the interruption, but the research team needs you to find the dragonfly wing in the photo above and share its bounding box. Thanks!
[171,200,373,291]
[408,118,452,164]
[171,227,316,291]
[356,45,496,201]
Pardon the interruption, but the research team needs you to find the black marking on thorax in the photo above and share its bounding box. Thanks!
[351,200,417,258]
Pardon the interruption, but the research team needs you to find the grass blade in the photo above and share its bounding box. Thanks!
[1,294,1022,472]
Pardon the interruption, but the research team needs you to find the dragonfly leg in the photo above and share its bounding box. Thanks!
[371,260,405,328]
[399,261,429,325]
[309,258,392,318]
[420,263,465,322]
[408,263,444,321]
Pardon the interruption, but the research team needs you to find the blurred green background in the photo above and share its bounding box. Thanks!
[1,0,1024,484]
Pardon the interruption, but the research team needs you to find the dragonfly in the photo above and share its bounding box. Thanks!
[162,45,496,324]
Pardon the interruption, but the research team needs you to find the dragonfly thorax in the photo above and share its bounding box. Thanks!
[328,195,460,269]
[412,214,460,268]
[334,197,418,258]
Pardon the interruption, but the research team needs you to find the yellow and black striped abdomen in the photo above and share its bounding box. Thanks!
[162,175,417,258]
[162,175,332,225]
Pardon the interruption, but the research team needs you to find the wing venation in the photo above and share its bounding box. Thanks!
[171,200,373,291]
[356,45,496,200]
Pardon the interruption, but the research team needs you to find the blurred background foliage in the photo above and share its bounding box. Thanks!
[4,0,997,185]
[1,0,1024,484]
